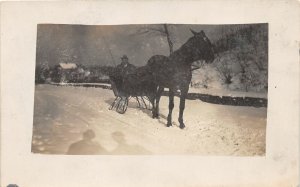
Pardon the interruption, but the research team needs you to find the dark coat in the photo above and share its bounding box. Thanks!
[116,63,136,76]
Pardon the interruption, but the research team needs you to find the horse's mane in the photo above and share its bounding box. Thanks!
[168,36,200,64]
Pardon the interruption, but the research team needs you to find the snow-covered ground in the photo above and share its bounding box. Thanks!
[32,85,267,156]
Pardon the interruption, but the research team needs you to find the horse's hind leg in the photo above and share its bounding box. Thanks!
[149,95,156,118]
[152,86,164,118]
[167,90,174,127]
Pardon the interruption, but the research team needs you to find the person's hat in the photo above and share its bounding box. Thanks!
[121,55,128,60]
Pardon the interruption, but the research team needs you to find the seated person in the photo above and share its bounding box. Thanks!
[116,55,136,77]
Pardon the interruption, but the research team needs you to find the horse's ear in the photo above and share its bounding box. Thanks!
[200,30,206,37]
[190,29,198,36]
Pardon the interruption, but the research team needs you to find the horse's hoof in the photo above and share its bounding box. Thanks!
[152,115,159,119]
[167,122,172,127]
[179,124,185,129]
[152,112,159,118]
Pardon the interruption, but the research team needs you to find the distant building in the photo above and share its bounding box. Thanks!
[59,63,77,70]
[49,63,110,83]
[51,63,88,83]
[59,63,77,83]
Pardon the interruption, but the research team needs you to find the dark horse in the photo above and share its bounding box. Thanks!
[147,29,215,129]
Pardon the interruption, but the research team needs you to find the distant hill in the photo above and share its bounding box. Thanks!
[192,24,268,93]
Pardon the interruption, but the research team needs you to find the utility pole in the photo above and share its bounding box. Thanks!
[102,36,116,66]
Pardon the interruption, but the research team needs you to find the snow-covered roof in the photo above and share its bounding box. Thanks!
[59,63,77,69]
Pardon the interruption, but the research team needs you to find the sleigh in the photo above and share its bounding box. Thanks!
[108,66,156,114]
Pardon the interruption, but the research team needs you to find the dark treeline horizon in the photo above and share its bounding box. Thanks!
[36,23,267,68]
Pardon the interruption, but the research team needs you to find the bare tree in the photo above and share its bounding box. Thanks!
[163,24,174,54]
[215,56,234,85]
[133,24,174,55]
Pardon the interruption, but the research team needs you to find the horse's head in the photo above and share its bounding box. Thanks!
[187,29,215,64]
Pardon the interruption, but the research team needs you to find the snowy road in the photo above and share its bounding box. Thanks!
[32,85,267,156]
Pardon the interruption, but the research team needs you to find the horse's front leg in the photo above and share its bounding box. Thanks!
[178,88,188,129]
[167,90,174,127]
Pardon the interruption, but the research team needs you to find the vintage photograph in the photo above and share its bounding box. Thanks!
[32,23,268,155]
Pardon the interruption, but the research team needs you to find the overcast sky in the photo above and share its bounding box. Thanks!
[36,24,253,67]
